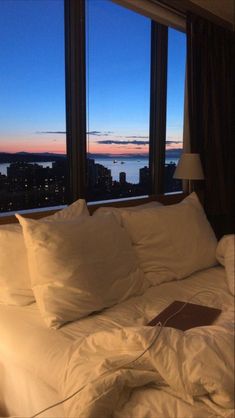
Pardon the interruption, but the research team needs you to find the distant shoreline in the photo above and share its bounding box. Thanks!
[0,155,180,182]
[0,149,181,164]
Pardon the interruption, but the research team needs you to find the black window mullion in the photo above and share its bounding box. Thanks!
[64,0,87,202]
[149,21,168,195]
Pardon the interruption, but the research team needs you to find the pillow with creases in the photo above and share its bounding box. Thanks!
[93,200,163,225]
[0,199,89,306]
[121,193,218,286]
[216,234,235,295]
[16,213,146,328]
[0,223,35,306]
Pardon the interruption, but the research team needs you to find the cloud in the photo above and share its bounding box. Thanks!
[125,135,149,139]
[166,148,183,152]
[87,132,148,139]
[166,140,183,146]
[87,131,102,135]
[37,130,114,136]
[87,131,113,136]
[36,131,66,134]
[97,140,149,146]
[37,130,109,136]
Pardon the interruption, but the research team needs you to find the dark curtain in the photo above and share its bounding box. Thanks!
[186,13,235,238]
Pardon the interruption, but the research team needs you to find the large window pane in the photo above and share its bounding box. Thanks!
[0,0,67,213]
[86,0,151,202]
[165,27,186,193]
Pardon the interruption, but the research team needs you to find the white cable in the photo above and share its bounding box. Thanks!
[30,290,216,418]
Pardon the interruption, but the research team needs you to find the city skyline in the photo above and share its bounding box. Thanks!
[0,156,181,212]
[0,0,186,156]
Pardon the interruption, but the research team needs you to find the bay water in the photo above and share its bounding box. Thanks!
[0,157,178,184]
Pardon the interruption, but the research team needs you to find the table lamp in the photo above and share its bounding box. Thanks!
[173,153,204,193]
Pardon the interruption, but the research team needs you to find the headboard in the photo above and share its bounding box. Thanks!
[0,193,186,225]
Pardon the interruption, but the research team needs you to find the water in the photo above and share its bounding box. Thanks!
[0,157,179,184]
[94,157,148,184]
[0,161,53,176]
[94,157,179,183]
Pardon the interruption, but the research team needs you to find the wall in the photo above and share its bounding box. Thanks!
[189,0,234,26]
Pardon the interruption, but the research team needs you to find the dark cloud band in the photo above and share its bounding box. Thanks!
[98,140,149,146]
[36,131,66,134]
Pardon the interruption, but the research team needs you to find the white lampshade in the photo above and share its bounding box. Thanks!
[173,153,204,180]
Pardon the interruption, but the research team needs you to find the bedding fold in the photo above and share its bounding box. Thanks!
[1,266,234,418]
[216,235,235,295]
[59,321,234,418]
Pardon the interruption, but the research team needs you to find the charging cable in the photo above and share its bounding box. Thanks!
[30,290,217,418]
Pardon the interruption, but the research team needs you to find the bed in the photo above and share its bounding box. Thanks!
[0,194,234,418]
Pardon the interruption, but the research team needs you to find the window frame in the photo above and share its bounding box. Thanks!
[0,0,186,220]
[149,21,168,195]
[65,0,182,201]
[64,0,87,203]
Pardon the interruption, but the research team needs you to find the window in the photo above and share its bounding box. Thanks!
[0,0,186,215]
[86,0,151,202]
[0,0,67,213]
[84,0,186,201]
[165,27,186,193]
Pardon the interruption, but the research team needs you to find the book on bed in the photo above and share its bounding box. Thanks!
[147,300,222,331]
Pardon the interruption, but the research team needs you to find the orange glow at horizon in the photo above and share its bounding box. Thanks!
[0,134,66,154]
[0,133,182,155]
[88,143,149,155]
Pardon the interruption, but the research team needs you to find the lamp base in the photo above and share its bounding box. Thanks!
[188,180,193,194]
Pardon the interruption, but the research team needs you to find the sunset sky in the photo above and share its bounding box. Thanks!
[0,0,186,156]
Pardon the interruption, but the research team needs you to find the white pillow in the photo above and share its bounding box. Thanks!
[216,235,235,296]
[16,213,146,329]
[0,199,89,306]
[44,199,89,222]
[93,201,163,225]
[121,193,218,286]
[0,223,35,306]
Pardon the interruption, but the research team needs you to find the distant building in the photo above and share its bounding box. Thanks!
[87,158,112,190]
[0,173,6,185]
[87,159,97,188]
[119,172,126,185]
[139,166,150,186]
[52,159,67,178]
[1,160,67,211]
[7,162,49,191]
[0,156,159,211]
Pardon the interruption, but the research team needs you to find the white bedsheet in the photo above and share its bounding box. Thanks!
[0,266,234,417]
[0,356,63,418]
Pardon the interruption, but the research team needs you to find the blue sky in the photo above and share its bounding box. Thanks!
[0,0,186,155]
[0,0,65,153]
[86,0,151,136]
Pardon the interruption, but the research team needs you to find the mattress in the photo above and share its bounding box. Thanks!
[0,265,234,417]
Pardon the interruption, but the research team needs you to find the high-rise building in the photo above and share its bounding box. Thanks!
[139,166,150,186]
[119,172,126,185]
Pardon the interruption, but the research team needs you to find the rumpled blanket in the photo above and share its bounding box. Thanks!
[59,320,234,418]
[217,234,235,295]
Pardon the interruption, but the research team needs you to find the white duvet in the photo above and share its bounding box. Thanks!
[57,236,235,418]
[0,266,234,418]
[60,320,234,418]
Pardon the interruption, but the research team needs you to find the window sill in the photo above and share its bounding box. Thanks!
[0,192,186,225]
